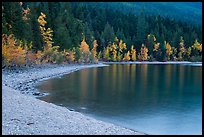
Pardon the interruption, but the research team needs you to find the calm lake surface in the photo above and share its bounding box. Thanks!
[36,64,202,135]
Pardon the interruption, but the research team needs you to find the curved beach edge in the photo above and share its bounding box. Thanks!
[2,63,146,135]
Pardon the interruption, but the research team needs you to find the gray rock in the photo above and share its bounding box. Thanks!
[33,92,41,96]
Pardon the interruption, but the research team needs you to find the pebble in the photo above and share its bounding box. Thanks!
[33,92,41,96]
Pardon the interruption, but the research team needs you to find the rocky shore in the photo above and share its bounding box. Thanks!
[2,63,145,135]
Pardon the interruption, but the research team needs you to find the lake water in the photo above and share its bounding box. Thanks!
[36,64,202,135]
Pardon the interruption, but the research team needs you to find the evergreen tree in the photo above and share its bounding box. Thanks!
[136,10,147,46]
[103,22,115,47]
[2,2,26,40]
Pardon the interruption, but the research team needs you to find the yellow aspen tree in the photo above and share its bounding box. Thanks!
[140,44,148,61]
[165,42,173,61]
[79,38,91,63]
[111,43,117,61]
[118,39,124,52]
[118,39,127,60]
[38,12,53,48]
[123,51,131,61]
[80,38,90,53]
[91,40,98,63]
[130,45,136,61]
[191,40,202,60]
[103,46,111,61]
[192,40,202,53]
[38,12,58,63]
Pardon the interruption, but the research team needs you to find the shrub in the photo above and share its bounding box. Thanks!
[55,52,64,64]
[73,47,81,63]
[2,34,26,67]
[190,56,202,62]
[67,50,75,63]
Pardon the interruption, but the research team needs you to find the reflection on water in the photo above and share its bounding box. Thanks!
[36,64,202,135]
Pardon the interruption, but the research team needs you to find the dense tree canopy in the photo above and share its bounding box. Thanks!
[2,2,202,67]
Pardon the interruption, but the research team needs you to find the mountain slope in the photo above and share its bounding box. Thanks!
[77,2,202,25]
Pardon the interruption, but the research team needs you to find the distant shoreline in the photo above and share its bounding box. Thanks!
[103,61,202,65]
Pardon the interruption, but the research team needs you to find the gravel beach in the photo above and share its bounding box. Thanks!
[2,63,145,135]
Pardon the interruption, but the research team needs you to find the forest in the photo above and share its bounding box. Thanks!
[2,2,202,67]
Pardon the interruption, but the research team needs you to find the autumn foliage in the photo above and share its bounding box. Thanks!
[2,11,202,67]
[79,38,91,63]
[2,34,26,67]
[138,44,148,61]
[130,45,136,61]
[123,51,131,61]
[91,40,98,63]
[165,42,173,61]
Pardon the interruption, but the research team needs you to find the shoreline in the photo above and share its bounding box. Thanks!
[2,63,146,135]
[103,61,202,65]
[2,61,201,135]
[2,63,109,97]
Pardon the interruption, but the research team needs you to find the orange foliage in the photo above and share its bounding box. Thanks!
[165,42,173,61]
[139,44,148,61]
[118,40,123,52]
[123,51,131,61]
[91,40,98,63]
[130,45,136,61]
[2,34,26,66]
[192,40,202,52]
[110,43,117,61]
[79,38,91,63]
[80,38,90,53]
